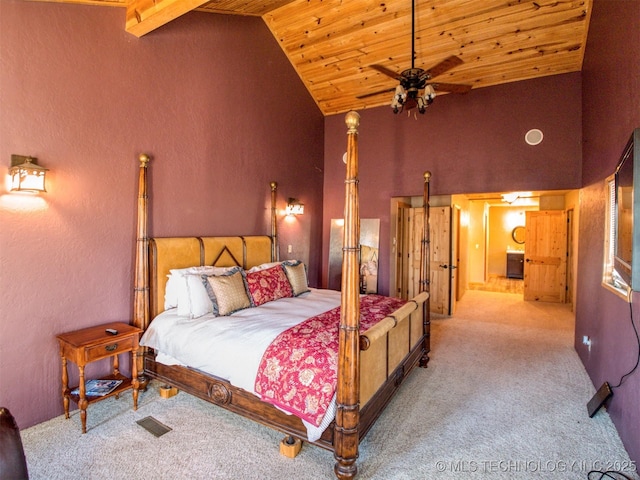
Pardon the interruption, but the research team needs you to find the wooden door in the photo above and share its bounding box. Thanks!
[430,206,452,314]
[396,202,411,298]
[454,204,469,301]
[451,206,460,314]
[396,206,423,300]
[566,208,574,307]
[396,205,453,313]
[524,210,567,303]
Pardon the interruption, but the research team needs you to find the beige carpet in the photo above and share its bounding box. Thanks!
[21,290,638,479]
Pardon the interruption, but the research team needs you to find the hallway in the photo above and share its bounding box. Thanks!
[469,274,524,295]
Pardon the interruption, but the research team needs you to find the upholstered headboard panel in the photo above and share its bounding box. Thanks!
[200,237,244,268]
[243,236,274,269]
[148,235,274,320]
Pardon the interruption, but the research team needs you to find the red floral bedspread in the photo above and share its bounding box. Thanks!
[254,295,406,427]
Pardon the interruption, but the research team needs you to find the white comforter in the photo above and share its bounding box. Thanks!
[139,288,342,441]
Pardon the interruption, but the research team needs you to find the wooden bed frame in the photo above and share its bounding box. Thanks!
[132,111,431,479]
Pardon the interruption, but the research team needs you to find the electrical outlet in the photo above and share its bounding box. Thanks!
[287,245,292,254]
[583,335,592,352]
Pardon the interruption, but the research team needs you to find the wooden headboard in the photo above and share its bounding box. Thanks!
[148,235,274,319]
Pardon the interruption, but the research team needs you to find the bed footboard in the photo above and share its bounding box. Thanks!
[357,292,429,437]
[143,352,336,449]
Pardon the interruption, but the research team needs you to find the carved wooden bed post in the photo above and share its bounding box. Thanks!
[133,153,151,385]
[334,111,361,479]
[270,181,279,261]
[419,171,431,367]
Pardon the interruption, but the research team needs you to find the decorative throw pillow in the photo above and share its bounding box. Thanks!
[204,269,252,316]
[283,261,310,296]
[245,265,293,306]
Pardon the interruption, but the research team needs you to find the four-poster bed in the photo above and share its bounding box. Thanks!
[132,111,432,479]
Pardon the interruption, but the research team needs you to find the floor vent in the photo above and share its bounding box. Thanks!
[136,416,172,437]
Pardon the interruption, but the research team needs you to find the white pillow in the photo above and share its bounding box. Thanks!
[176,274,214,318]
[164,266,234,312]
[246,261,283,273]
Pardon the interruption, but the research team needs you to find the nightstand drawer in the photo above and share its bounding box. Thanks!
[84,336,136,362]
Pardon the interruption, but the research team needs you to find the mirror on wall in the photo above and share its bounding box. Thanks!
[512,225,525,244]
[328,218,380,293]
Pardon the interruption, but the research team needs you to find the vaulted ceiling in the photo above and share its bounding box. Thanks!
[43,0,592,116]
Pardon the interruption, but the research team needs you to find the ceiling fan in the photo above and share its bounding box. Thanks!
[358,0,472,114]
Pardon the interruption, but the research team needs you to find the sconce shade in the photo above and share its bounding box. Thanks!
[501,193,519,204]
[286,198,304,215]
[9,155,48,193]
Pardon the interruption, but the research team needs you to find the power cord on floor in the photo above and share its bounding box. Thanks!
[587,470,634,480]
[610,299,640,391]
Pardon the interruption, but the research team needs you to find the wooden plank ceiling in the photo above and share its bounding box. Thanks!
[43,0,593,116]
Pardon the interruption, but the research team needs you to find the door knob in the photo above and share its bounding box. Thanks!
[439,264,448,269]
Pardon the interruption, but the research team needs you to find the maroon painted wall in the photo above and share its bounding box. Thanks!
[0,1,323,428]
[577,0,640,465]
[3,1,639,469]
[323,73,582,295]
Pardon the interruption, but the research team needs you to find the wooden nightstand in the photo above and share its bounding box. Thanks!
[56,322,142,433]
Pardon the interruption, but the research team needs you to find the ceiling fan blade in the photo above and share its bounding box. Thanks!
[424,55,464,79]
[432,82,472,94]
[356,87,395,99]
[369,64,403,81]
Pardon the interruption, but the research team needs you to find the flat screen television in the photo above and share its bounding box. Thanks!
[614,128,640,289]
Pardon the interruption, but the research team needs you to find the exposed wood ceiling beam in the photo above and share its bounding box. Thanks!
[126,0,207,37]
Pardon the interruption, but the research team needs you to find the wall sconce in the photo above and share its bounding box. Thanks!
[9,155,48,193]
[285,198,304,216]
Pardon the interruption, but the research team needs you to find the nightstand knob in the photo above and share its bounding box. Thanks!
[105,344,118,352]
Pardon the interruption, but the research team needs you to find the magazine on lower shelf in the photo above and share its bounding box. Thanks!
[71,379,123,397]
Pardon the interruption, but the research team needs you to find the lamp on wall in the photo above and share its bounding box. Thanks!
[9,155,48,193]
[285,198,304,216]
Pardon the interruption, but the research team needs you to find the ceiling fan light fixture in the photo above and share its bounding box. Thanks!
[424,84,436,103]
[363,0,471,115]
[391,85,407,113]
[416,84,437,113]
